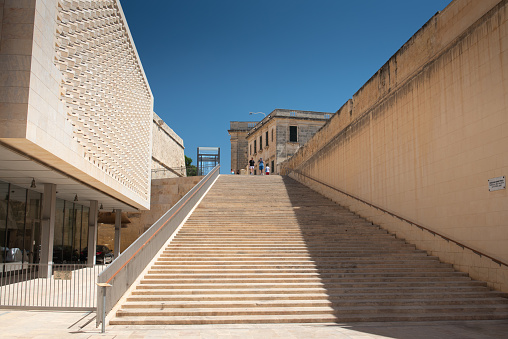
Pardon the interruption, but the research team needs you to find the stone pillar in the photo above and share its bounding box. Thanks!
[114,209,121,258]
[87,200,98,267]
[39,184,56,278]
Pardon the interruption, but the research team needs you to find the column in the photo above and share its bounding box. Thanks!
[87,200,98,267]
[39,184,56,278]
[114,209,121,258]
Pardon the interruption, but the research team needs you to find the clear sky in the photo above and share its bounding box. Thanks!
[119,0,452,174]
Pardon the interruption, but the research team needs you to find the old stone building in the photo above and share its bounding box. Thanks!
[242,109,332,174]
[228,121,256,173]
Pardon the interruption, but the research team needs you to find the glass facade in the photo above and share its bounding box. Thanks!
[53,199,89,264]
[0,183,39,264]
[0,180,89,265]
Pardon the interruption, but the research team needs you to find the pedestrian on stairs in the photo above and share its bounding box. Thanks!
[249,157,255,175]
[258,158,264,175]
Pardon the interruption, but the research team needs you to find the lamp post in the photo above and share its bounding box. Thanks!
[249,111,266,117]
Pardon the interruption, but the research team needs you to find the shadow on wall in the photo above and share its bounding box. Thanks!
[281,176,508,323]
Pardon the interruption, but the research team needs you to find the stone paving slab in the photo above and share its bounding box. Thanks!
[0,309,507,338]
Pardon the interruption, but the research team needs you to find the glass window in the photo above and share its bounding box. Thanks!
[26,190,41,263]
[0,182,9,263]
[0,182,42,264]
[254,140,256,153]
[289,126,298,142]
[265,131,269,146]
[259,136,262,150]
[271,160,274,173]
[6,186,27,263]
[53,199,65,263]
[80,206,89,256]
[53,201,84,264]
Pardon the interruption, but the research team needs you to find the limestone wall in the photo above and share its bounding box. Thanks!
[0,0,153,209]
[98,176,203,252]
[228,121,255,173]
[282,0,508,291]
[151,112,185,178]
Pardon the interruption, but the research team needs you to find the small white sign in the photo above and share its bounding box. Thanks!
[488,176,506,192]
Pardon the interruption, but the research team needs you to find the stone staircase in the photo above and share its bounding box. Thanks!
[110,175,508,325]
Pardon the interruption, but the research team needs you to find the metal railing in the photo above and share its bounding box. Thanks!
[0,263,106,310]
[291,170,508,268]
[96,164,220,327]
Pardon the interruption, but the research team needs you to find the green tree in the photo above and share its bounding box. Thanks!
[185,155,197,176]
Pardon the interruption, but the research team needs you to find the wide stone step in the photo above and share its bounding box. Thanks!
[145,271,468,279]
[136,281,487,290]
[110,311,508,325]
[165,244,407,249]
[121,297,508,309]
[130,290,507,301]
[168,240,402,245]
[159,250,429,256]
[155,254,435,260]
[115,304,508,317]
[140,276,473,284]
[150,262,453,269]
[147,268,468,279]
[133,286,495,296]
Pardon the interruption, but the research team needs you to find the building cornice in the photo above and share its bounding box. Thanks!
[246,109,332,137]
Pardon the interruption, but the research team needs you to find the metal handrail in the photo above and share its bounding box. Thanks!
[96,165,220,327]
[292,170,508,268]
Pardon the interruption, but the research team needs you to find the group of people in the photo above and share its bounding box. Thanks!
[249,157,270,175]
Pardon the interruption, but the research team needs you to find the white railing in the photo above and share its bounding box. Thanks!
[96,165,220,328]
[0,263,106,310]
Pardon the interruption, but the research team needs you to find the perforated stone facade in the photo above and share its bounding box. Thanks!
[0,0,154,210]
[55,0,153,200]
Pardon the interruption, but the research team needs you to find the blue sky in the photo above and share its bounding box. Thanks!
[119,0,452,174]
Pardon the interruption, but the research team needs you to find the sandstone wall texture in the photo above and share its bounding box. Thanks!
[282,0,508,292]
[98,176,203,251]
[151,112,185,179]
[228,121,255,173]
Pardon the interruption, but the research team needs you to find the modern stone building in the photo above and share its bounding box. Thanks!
[243,109,332,174]
[0,0,183,269]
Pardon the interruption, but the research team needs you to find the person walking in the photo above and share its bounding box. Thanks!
[258,158,264,175]
[249,157,255,175]
[265,165,270,175]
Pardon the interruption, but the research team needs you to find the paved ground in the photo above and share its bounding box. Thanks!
[0,310,507,338]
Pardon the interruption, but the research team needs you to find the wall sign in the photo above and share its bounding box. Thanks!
[54,271,72,280]
[488,176,506,192]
